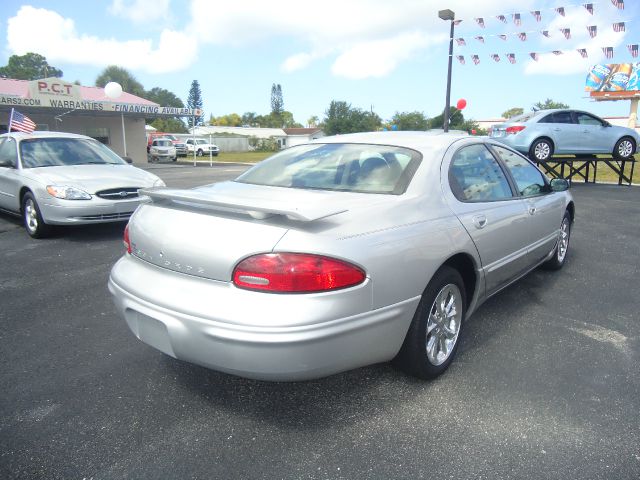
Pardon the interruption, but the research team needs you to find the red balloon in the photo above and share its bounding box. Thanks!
[456,99,467,110]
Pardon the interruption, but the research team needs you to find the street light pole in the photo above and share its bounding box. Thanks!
[439,9,456,132]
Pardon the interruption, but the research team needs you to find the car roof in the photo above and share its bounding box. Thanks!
[309,130,470,152]
[0,131,91,141]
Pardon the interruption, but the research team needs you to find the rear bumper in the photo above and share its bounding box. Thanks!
[108,255,419,381]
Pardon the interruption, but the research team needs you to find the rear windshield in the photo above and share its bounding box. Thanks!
[19,137,127,168]
[509,112,538,123]
[235,143,422,194]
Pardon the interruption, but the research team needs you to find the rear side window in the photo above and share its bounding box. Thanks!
[492,145,549,197]
[0,138,18,168]
[449,144,513,202]
[236,143,421,195]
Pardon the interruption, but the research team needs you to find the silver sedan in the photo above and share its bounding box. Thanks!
[109,131,574,381]
[0,132,165,238]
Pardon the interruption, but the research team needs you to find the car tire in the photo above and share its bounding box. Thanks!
[613,137,635,160]
[529,138,554,162]
[22,192,52,239]
[173,156,178,162]
[196,149,204,157]
[542,210,572,271]
[394,265,466,379]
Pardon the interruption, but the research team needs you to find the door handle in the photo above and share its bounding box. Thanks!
[472,214,487,229]
[553,128,561,131]
[528,206,536,215]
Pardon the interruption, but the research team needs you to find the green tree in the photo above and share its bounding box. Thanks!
[270,83,283,115]
[211,113,243,126]
[0,52,63,80]
[145,87,184,108]
[187,80,204,127]
[502,107,524,119]
[323,101,381,135]
[390,111,429,131]
[242,112,258,126]
[532,98,570,111]
[428,107,464,130]
[150,118,188,133]
[307,115,319,127]
[95,65,145,97]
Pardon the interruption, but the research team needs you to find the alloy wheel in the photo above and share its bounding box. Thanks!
[425,283,462,366]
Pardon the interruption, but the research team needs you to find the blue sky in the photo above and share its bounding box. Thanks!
[1,0,638,125]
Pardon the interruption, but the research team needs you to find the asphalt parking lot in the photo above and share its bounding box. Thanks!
[1,164,639,480]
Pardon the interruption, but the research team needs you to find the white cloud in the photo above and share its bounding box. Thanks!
[6,6,197,74]
[282,53,317,73]
[108,0,171,24]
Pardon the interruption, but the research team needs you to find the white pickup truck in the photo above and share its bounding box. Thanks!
[185,138,220,156]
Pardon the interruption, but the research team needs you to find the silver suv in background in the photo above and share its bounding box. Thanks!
[185,138,220,157]
[489,109,639,162]
[148,138,177,163]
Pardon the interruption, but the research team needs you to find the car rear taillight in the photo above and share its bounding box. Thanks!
[233,253,366,293]
[123,224,132,254]
[506,126,526,135]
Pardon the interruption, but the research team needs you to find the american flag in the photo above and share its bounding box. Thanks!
[613,22,625,32]
[499,34,508,41]
[587,25,597,38]
[513,13,521,26]
[454,20,463,26]
[9,109,36,133]
[611,0,624,10]
[541,30,551,38]
[475,36,485,43]
[471,55,480,65]
[561,28,571,39]
[475,17,485,28]
[457,55,465,65]
[456,38,466,46]
[552,50,563,55]
[507,53,517,64]
[496,15,507,23]
[602,47,614,59]
[518,32,527,41]
[530,52,540,61]
[628,44,639,58]
[531,10,541,22]
[556,7,565,16]
[491,54,501,62]
[583,3,594,14]
[577,48,588,58]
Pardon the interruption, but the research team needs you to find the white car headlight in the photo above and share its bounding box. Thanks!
[46,185,92,200]
[153,178,166,187]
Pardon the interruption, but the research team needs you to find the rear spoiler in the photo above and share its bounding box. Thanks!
[138,188,347,222]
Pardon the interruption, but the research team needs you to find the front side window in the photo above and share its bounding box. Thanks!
[19,137,127,168]
[236,143,421,194]
[449,144,513,202]
[576,113,603,126]
[492,145,549,197]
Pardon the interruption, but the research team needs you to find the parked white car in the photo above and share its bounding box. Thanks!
[185,138,219,156]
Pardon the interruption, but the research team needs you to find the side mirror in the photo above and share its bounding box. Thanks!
[122,156,133,164]
[550,178,569,192]
[603,121,611,127]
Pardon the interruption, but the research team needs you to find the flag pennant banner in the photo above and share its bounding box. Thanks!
[583,3,594,14]
[457,55,465,65]
[518,32,527,41]
[499,34,508,41]
[472,54,480,65]
[456,38,466,46]
[542,30,551,38]
[552,50,563,55]
[577,48,588,58]
[628,44,639,58]
[475,36,485,43]
[454,19,463,26]
[561,28,571,39]
[613,22,625,32]
[475,17,485,28]
[507,53,516,64]
[611,0,624,10]
[8,109,36,133]
[556,7,566,16]
[496,15,507,23]
[491,54,501,62]
[587,25,598,38]
[530,52,540,61]
[531,10,542,22]
[513,13,521,26]
[602,46,614,59]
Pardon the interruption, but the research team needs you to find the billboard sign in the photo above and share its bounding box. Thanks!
[586,63,640,99]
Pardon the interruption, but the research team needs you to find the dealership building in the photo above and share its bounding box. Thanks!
[0,77,197,164]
